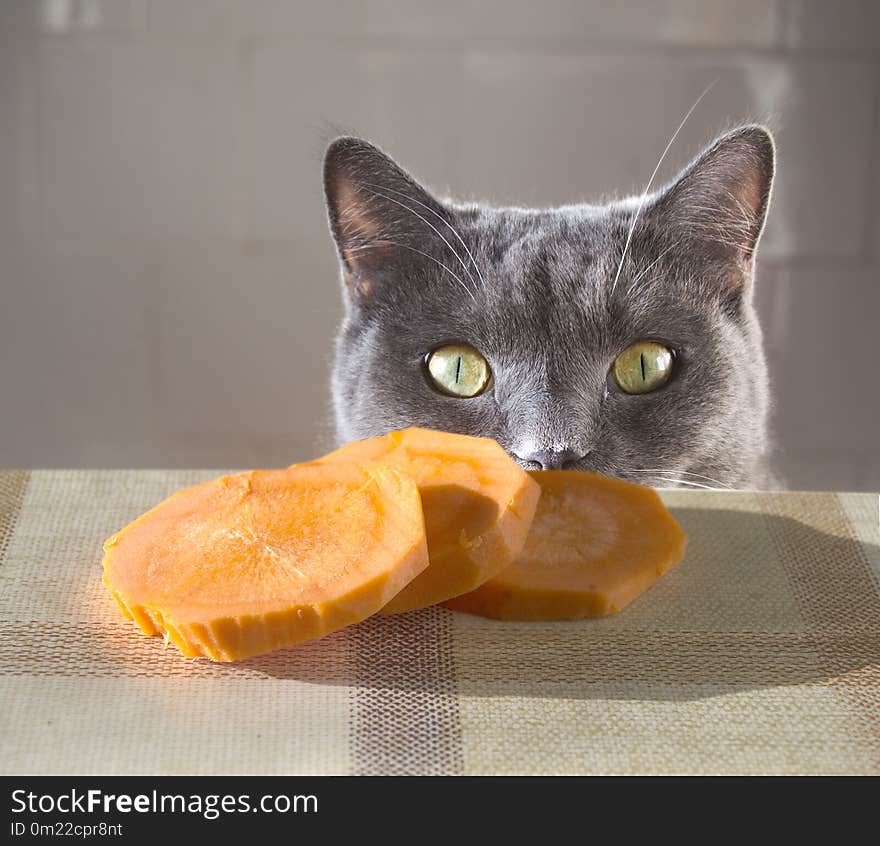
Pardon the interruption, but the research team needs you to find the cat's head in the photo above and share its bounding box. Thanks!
[322,126,776,488]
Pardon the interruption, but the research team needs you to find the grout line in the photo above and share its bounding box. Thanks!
[32,24,45,242]
[861,59,880,266]
[238,37,255,243]
[141,242,162,454]
[776,0,792,52]
[230,40,880,63]
[446,51,466,199]
[17,27,880,59]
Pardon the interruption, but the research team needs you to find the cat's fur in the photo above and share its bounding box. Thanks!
[322,126,777,489]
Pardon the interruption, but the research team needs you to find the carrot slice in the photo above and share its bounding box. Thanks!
[314,428,541,615]
[103,463,428,661]
[443,470,687,620]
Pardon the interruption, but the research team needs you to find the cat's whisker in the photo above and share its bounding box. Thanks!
[356,180,488,291]
[359,187,479,296]
[345,242,477,304]
[609,79,717,299]
[335,202,424,245]
[622,467,733,486]
[628,243,675,290]
[626,237,685,300]
[681,211,753,235]
[696,233,751,252]
[620,467,732,490]
[639,476,724,491]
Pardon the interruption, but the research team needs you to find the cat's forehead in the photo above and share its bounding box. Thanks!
[461,205,616,303]
[464,204,606,254]
[431,204,713,355]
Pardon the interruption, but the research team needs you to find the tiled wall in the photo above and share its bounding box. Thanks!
[1,0,878,490]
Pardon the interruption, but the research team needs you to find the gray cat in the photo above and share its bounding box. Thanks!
[322,125,777,490]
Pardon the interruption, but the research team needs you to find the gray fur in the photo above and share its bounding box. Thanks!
[322,126,777,489]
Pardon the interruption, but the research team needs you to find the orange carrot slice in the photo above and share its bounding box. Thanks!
[314,428,541,615]
[444,470,687,620]
[103,463,428,661]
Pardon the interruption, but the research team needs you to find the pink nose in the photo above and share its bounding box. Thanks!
[514,448,586,470]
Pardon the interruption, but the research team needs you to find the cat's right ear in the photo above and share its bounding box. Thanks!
[323,137,445,302]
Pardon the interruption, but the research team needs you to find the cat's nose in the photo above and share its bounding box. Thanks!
[514,448,586,470]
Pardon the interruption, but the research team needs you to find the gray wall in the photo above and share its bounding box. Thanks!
[1,0,878,490]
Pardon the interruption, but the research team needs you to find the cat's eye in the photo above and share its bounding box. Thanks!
[612,341,675,395]
[425,344,491,398]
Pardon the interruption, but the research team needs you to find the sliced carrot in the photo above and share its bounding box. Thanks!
[103,463,428,661]
[314,428,541,615]
[444,470,687,620]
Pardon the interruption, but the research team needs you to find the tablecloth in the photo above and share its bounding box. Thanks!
[1,470,878,775]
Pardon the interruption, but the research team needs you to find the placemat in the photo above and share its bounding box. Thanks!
[1,470,878,775]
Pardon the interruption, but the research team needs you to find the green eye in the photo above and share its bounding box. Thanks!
[425,344,491,398]
[612,341,674,394]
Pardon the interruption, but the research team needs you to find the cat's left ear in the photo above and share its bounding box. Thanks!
[653,125,775,272]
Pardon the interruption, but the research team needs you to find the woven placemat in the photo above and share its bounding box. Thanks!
[1,471,878,774]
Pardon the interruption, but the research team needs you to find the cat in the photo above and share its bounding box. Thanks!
[321,125,777,490]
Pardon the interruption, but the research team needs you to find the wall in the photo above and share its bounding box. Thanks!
[1,0,878,489]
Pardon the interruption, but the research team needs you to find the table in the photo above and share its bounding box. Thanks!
[1,470,878,775]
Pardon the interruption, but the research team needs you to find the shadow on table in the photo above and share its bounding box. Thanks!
[246,507,880,702]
